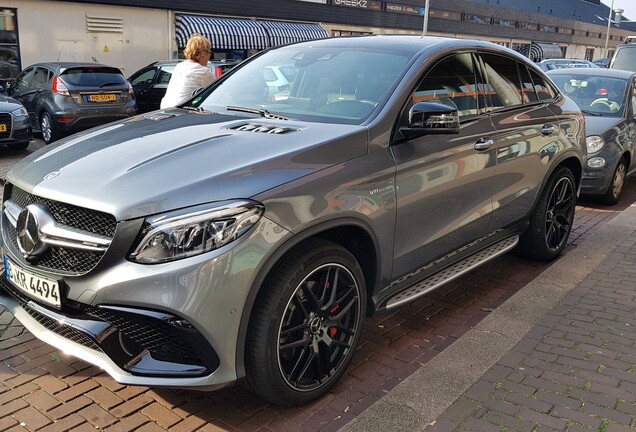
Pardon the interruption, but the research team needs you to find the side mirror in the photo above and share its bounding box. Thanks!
[4,79,15,95]
[400,102,460,139]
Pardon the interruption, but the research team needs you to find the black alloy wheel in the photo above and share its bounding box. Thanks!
[246,239,366,406]
[517,166,576,261]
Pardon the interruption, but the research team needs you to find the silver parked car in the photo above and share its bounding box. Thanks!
[548,68,636,204]
[0,36,585,406]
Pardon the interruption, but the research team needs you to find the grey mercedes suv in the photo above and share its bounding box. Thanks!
[0,36,585,406]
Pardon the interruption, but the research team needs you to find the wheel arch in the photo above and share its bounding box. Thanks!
[235,218,381,379]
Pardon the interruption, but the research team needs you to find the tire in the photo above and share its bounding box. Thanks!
[245,238,366,406]
[517,166,576,261]
[599,157,626,205]
[6,141,29,151]
[39,112,58,145]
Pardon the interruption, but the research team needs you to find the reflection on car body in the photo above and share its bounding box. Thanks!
[0,35,585,407]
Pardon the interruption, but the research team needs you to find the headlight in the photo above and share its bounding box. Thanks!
[129,200,264,264]
[586,135,604,154]
[11,106,28,118]
[587,156,606,168]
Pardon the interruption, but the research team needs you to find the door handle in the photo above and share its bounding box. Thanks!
[474,138,494,151]
[541,124,555,135]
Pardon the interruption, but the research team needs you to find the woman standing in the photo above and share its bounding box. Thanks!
[160,34,215,109]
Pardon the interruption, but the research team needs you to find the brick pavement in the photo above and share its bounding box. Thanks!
[424,208,636,432]
[0,144,635,431]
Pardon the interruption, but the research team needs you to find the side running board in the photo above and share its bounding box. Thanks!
[386,235,519,310]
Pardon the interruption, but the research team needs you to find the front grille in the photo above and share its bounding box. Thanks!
[0,113,12,139]
[4,184,116,275]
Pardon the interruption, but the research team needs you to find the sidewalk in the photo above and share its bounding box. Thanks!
[343,202,636,431]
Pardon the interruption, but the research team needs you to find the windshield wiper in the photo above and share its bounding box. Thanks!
[226,106,289,120]
[580,109,602,117]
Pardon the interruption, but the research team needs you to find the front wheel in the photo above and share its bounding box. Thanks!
[599,157,626,205]
[517,166,576,261]
[246,239,366,406]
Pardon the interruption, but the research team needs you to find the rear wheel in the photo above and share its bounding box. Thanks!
[517,166,576,261]
[246,239,366,406]
[599,157,626,205]
[40,112,58,144]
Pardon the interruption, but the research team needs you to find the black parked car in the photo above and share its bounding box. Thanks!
[128,59,240,113]
[6,62,137,144]
[0,96,32,150]
[548,68,636,204]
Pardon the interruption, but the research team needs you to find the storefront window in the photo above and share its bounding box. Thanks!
[0,8,19,85]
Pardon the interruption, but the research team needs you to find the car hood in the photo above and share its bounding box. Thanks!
[7,109,368,220]
[583,115,622,137]
[0,95,26,111]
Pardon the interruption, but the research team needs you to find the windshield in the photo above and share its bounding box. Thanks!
[612,48,636,73]
[549,74,628,117]
[193,46,411,124]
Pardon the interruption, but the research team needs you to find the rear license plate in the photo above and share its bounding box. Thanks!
[87,94,117,102]
[0,124,7,132]
[4,256,61,308]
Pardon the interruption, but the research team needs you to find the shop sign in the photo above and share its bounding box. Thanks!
[332,0,382,11]
[386,3,422,15]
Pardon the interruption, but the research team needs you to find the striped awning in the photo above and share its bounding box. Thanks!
[175,15,328,50]
[258,20,328,47]
[176,15,270,50]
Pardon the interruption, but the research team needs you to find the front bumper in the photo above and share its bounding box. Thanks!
[0,207,290,389]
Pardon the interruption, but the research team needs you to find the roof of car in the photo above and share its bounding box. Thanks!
[546,68,636,79]
[27,62,122,72]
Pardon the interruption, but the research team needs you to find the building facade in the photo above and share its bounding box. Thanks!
[1,0,634,80]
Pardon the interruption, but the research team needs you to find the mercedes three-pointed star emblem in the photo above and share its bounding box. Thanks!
[16,203,52,261]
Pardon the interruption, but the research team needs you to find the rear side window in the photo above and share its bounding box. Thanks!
[480,53,523,108]
[60,67,126,87]
[612,47,636,73]
[528,69,556,101]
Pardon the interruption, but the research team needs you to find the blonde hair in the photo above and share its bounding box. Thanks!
[184,34,212,62]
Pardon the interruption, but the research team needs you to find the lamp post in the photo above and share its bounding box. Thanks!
[422,0,430,36]
[604,0,614,53]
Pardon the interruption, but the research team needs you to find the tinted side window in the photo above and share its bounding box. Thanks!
[32,67,50,89]
[157,66,175,84]
[15,67,34,91]
[411,53,479,118]
[130,68,156,86]
[480,53,523,108]
[519,65,538,102]
[528,69,556,101]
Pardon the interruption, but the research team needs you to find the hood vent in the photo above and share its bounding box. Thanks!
[231,123,297,134]
[144,112,177,121]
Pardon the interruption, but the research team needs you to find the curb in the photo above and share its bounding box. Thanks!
[341,202,636,432]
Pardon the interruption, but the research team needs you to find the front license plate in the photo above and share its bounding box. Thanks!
[0,124,6,132]
[4,257,61,307]
[87,94,116,102]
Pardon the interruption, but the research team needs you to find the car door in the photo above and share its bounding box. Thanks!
[9,66,37,127]
[391,52,498,281]
[129,66,159,113]
[478,52,562,231]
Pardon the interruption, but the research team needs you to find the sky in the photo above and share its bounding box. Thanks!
[601,0,636,21]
